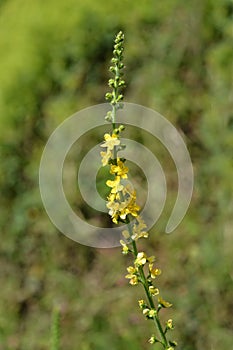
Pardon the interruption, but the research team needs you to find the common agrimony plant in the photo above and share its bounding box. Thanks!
[100,31,177,349]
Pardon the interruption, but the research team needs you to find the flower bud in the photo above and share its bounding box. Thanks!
[148,335,158,344]
[166,319,174,330]
[117,94,123,102]
[105,111,112,122]
[109,66,116,73]
[138,299,145,309]
[105,92,112,100]
[108,79,115,87]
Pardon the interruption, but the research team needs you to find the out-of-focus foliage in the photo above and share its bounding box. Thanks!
[0,0,232,349]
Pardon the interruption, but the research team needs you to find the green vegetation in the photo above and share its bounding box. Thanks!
[0,0,232,349]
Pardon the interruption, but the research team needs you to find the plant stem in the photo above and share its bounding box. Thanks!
[106,31,171,349]
[50,307,60,350]
[110,107,168,350]
[127,222,168,348]
[112,104,116,130]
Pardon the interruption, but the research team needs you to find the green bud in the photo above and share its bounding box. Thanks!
[114,43,121,50]
[109,66,116,73]
[115,31,124,43]
[148,335,159,344]
[148,336,155,344]
[117,94,123,102]
[116,102,124,110]
[108,79,115,87]
[117,144,126,151]
[105,111,112,122]
[105,92,112,100]
[169,340,178,347]
[111,57,118,64]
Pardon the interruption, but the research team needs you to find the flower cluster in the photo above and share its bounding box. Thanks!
[100,132,120,166]
[125,252,161,288]
[100,132,140,224]
[100,31,177,350]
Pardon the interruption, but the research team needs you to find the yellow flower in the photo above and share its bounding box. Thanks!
[148,335,156,344]
[112,216,119,224]
[147,255,155,264]
[107,192,121,204]
[148,309,157,318]
[125,266,138,285]
[149,263,161,279]
[125,197,140,217]
[127,275,138,285]
[115,187,141,218]
[120,240,129,254]
[122,230,130,240]
[119,207,128,220]
[100,150,112,166]
[106,185,141,223]
[166,319,174,329]
[123,186,137,201]
[138,299,145,309]
[132,215,148,240]
[134,252,147,266]
[110,159,128,178]
[126,266,137,274]
[106,176,124,193]
[149,286,159,296]
[148,257,160,279]
[100,133,120,150]
[106,200,120,213]
[106,200,128,223]
[158,297,172,308]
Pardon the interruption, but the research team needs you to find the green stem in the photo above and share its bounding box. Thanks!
[126,223,168,348]
[112,104,116,130]
[50,307,60,350]
[139,266,168,348]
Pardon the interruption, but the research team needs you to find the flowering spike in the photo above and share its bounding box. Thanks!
[100,31,174,349]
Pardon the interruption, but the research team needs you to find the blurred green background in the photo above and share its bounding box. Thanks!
[0,0,232,349]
